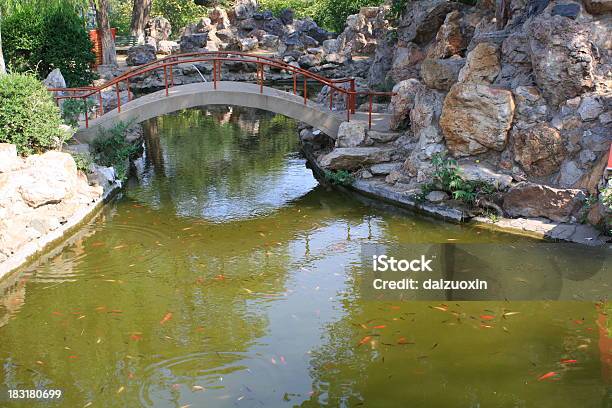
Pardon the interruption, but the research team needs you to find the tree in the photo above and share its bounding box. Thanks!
[0,9,6,75]
[91,0,116,65]
[130,0,151,43]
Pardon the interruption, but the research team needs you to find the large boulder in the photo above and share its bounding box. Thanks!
[420,57,464,91]
[526,15,595,106]
[502,182,585,222]
[440,83,515,156]
[180,32,209,53]
[19,152,78,208]
[157,40,179,55]
[43,68,66,89]
[320,147,394,170]
[457,42,500,84]
[209,7,230,29]
[145,16,171,42]
[233,0,258,20]
[583,0,612,14]
[389,79,424,130]
[336,122,367,148]
[280,8,294,25]
[428,10,465,58]
[398,0,463,45]
[387,44,425,83]
[126,44,157,66]
[512,123,566,177]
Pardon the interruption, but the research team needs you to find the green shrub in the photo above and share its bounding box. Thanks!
[70,152,93,173]
[91,122,140,180]
[61,99,91,128]
[420,154,496,205]
[1,1,97,86]
[0,73,65,155]
[324,169,354,186]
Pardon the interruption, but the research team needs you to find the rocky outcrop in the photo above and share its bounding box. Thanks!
[457,42,500,84]
[512,123,565,177]
[0,144,119,271]
[335,121,367,147]
[398,0,463,45]
[503,182,585,223]
[526,14,595,107]
[320,147,394,170]
[388,79,423,130]
[126,44,157,66]
[440,83,515,156]
[420,57,464,91]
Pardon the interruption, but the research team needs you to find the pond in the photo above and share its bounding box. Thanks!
[0,107,609,407]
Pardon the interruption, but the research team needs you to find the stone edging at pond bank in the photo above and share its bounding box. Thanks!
[0,145,123,281]
[302,148,610,247]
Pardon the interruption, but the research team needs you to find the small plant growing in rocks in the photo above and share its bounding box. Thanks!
[324,169,355,186]
[91,122,140,181]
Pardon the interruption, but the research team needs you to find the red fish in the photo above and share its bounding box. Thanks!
[560,359,577,364]
[480,315,495,320]
[538,371,558,381]
[372,325,386,329]
[357,336,372,346]
[160,312,173,325]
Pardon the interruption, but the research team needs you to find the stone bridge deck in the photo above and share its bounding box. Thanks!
[74,81,393,143]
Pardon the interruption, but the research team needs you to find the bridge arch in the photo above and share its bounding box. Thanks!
[75,81,353,143]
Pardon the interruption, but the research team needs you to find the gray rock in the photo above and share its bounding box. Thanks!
[126,44,157,66]
[459,164,513,190]
[425,190,449,203]
[336,121,368,148]
[280,8,294,24]
[370,162,401,176]
[320,147,394,170]
[420,58,464,91]
[557,161,584,188]
[503,182,585,223]
[577,96,604,121]
[43,68,66,89]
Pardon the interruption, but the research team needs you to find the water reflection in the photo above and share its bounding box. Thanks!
[0,107,608,408]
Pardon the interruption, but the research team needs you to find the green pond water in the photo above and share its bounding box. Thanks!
[0,107,610,407]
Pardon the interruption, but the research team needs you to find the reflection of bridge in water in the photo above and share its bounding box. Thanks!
[48,51,395,142]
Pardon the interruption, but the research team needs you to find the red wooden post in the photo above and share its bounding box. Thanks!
[213,59,217,89]
[368,94,373,129]
[259,63,263,94]
[293,73,297,95]
[303,77,307,105]
[350,78,356,113]
[116,83,121,113]
[164,65,169,96]
[83,96,89,128]
[170,59,174,87]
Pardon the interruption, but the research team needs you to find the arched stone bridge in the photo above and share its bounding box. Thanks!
[48,51,395,143]
[74,81,391,143]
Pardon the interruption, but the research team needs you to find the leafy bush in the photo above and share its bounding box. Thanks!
[324,169,354,186]
[91,122,140,180]
[70,152,93,173]
[1,1,97,86]
[61,99,91,128]
[0,73,65,155]
[419,154,496,205]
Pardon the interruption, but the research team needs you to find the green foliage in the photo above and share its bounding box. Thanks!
[0,73,65,155]
[1,0,97,86]
[324,169,354,186]
[420,153,496,205]
[259,0,383,32]
[601,185,612,210]
[91,122,139,180]
[70,152,93,172]
[109,0,207,37]
[61,99,90,128]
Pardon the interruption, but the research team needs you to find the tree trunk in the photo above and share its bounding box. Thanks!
[0,9,6,75]
[130,0,152,44]
[92,0,117,66]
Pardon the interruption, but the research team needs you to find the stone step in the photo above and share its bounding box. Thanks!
[367,130,401,143]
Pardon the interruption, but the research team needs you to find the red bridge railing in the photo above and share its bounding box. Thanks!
[48,51,394,130]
